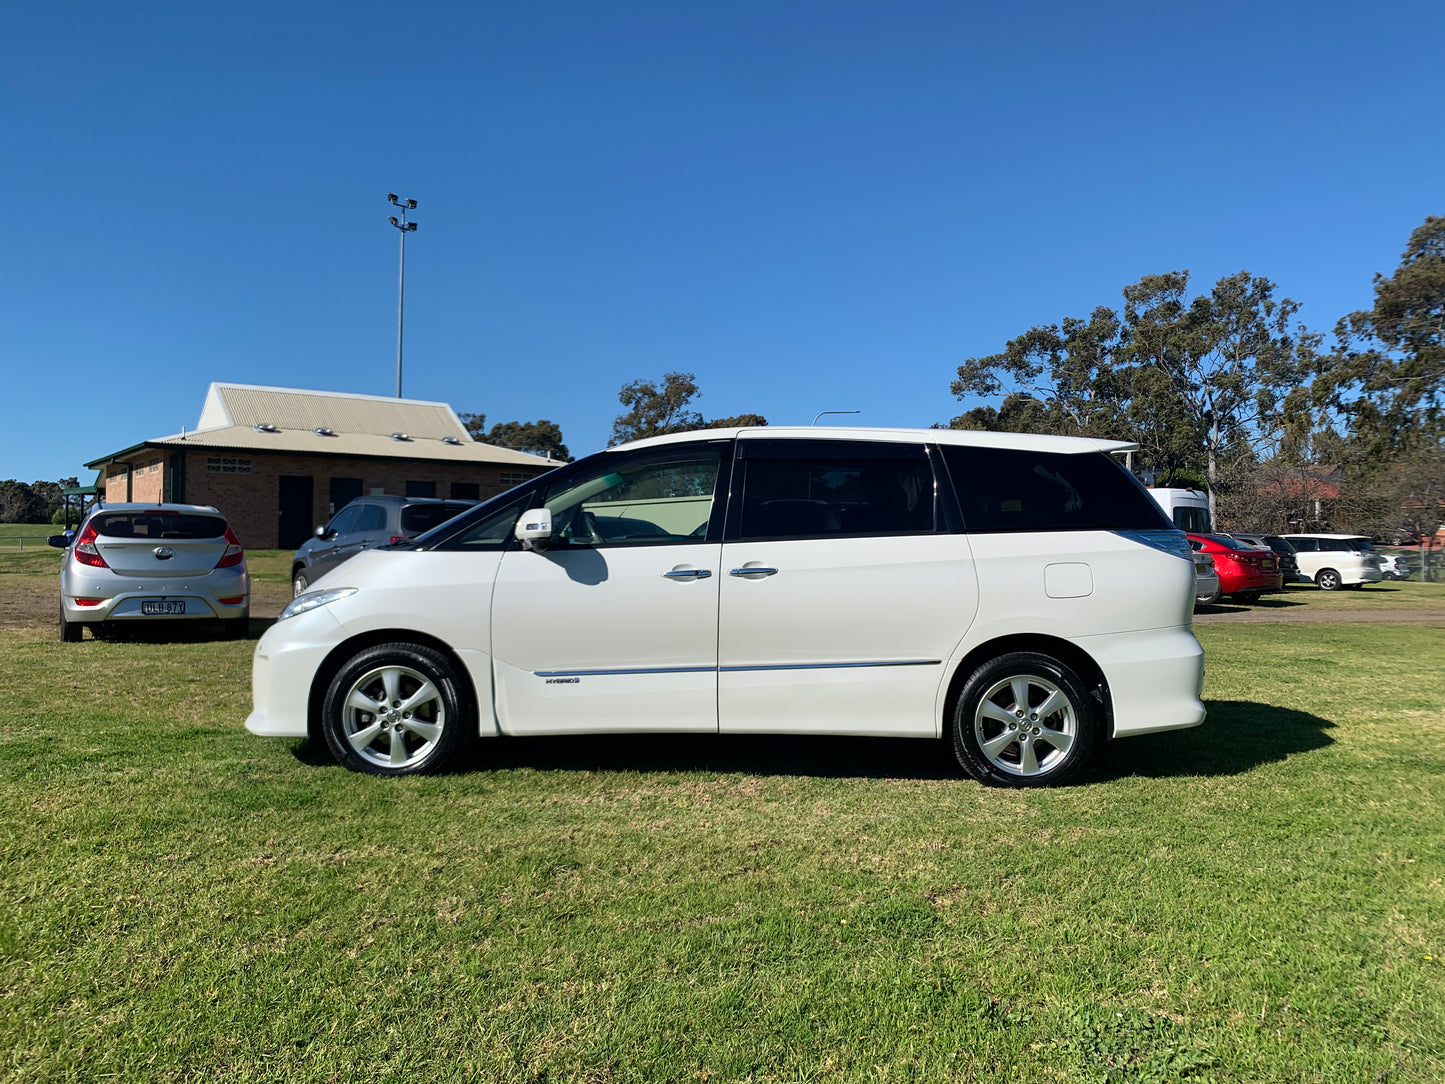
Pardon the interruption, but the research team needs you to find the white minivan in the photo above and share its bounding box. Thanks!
[247,428,1206,787]
[1280,534,1385,590]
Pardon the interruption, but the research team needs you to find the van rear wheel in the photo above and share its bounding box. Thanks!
[951,652,1099,787]
[1316,568,1342,591]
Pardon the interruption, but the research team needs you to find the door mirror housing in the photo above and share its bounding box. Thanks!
[514,508,553,550]
[47,534,71,549]
[315,525,337,541]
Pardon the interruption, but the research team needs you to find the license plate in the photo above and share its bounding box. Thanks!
[1262,559,1275,570]
[141,600,186,615]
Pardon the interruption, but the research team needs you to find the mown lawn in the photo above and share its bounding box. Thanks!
[0,552,1442,1082]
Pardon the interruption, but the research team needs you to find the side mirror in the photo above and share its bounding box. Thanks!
[47,534,70,549]
[315,525,336,540]
[514,508,553,550]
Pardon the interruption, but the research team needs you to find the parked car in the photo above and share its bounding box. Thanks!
[49,503,249,641]
[1186,533,1283,602]
[1230,533,1305,583]
[1190,540,1222,606]
[291,495,477,596]
[1147,487,1212,533]
[1379,553,1411,580]
[248,427,1208,787]
[1279,534,1385,590]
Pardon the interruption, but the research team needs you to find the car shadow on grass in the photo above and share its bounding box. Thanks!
[289,699,1334,783]
[1087,699,1335,782]
[91,616,277,643]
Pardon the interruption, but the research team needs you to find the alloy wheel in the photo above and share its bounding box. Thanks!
[972,674,1078,778]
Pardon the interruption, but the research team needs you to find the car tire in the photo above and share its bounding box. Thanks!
[59,602,82,643]
[1316,568,1342,591]
[951,651,1099,788]
[292,570,310,598]
[321,642,472,776]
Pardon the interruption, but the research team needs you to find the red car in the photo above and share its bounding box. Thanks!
[1187,533,1283,603]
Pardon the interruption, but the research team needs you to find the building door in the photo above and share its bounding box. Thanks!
[329,477,363,516]
[277,475,315,549]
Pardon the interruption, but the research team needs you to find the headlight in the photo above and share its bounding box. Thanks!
[278,588,357,622]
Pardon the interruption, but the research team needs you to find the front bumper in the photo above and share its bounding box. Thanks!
[245,607,346,738]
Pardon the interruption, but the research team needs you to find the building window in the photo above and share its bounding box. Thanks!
[499,472,530,488]
[206,457,253,474]
[450,482,480,500]
[405,480,437,498]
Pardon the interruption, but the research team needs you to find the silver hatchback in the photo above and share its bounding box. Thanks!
[51,504,250,641]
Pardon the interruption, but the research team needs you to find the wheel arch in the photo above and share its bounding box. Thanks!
[942,634,1113,740]
[307,628,479,744]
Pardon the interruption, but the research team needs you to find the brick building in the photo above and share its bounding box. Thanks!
[85,384,559,549]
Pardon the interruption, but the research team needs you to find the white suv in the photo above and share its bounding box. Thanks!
[247,428,1206,786]
[1279,534,1385,590]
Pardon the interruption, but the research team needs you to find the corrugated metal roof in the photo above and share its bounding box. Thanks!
[86,383,561,469]
[147,426,555,466]
[201,383,471,440]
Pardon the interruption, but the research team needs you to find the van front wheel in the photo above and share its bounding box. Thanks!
[952,652,1099,787]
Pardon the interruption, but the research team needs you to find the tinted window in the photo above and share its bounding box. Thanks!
[941,447,1171,532]
[1288,537,1317,552]
[401,503,473,534]
[353,505,387,533]
[542,446,723,546]
[738,458,935,539]
[1173,506,1212,533]
[92,512,226,539]
[437,499,527,550]
[1264,538,1296,556]
[326,506,360,535]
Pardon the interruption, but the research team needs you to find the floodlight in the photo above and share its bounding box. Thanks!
[405,198,417,209]
[389,215,399,226]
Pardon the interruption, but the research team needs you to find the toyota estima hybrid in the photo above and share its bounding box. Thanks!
[247,428,1206,786]
[51,503,250,640]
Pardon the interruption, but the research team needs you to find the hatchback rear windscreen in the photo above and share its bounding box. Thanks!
[401,503,473,534]
[941,447,1171,532]
[92,512,227,539]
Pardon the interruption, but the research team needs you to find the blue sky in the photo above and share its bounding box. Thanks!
[3,0,1442,483]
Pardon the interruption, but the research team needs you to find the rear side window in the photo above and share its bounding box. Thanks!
[738,458,935,539]
[91,512,227,539]
[1289,537,1317,552]
[353,505,387,533]
[401,503,473,534]
[941,447,1170,533]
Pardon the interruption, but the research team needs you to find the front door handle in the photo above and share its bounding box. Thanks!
[663,569,712,579]
[728,566,779,577]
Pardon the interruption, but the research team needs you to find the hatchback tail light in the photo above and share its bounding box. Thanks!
[215,526,245,569]
[72,522,108,568]
[388,535,404,545]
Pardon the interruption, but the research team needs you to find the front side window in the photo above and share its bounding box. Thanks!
[326,506,360,536]
[541,446,724,546]
[737,458,935,539]
[942,447,1171,533]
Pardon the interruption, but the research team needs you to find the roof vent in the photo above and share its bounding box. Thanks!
[313,426,336,437]
[439,435,462,445]
[253,423,279,433]
[389,432,412,442]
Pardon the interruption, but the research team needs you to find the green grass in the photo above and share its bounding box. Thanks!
[1203,577,1445,615]
[1,555,1442,1082]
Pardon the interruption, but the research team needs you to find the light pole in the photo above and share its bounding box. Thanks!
[387,193,418,398]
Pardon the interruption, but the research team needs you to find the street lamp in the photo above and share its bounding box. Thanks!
[387,193,418,398]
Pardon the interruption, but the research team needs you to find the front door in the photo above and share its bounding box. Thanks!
[490,441,728,735]
[717,438,978,738]
[277,475,314,549]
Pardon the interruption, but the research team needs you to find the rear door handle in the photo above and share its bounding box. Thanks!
[663,569,712,579]
[728,567,779,577]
